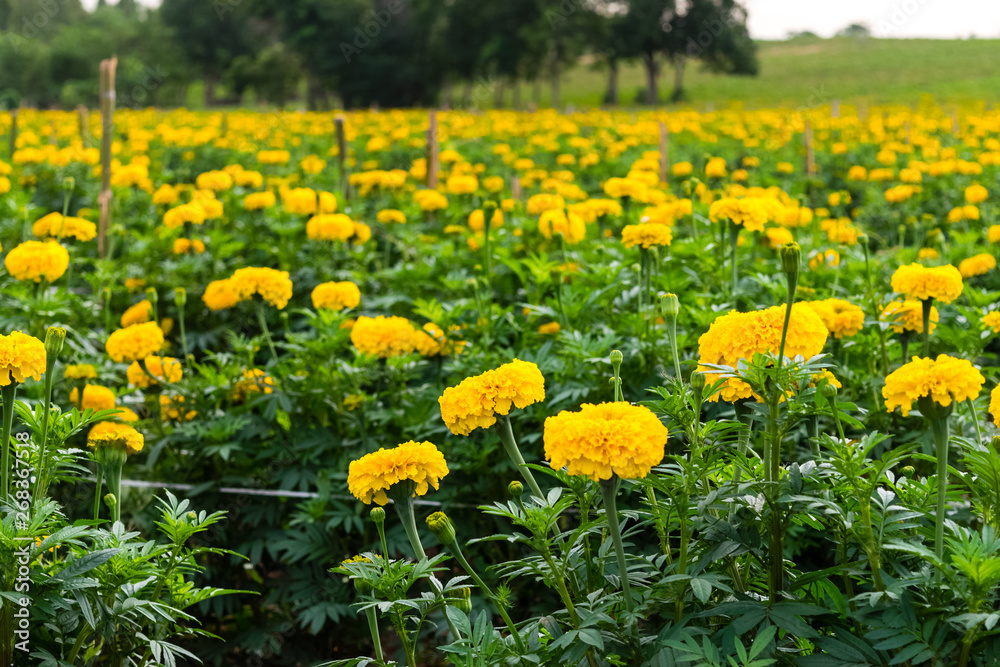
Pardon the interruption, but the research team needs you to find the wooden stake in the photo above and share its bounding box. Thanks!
[952,107,960,136]
[8,109,16,157]
[658,121,670,184]
[512,175,522,201]
[426,111,439,189]
[831,99,840,118]
[804,121,815,178]
[98,56,117,259]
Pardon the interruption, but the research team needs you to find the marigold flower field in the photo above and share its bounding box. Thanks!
[4,103,1000,665]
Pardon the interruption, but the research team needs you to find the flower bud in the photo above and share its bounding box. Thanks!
[353,577,373,595]
[145,287,158,308]
[370,507,385,525]
[186,511,197,521]
[426,511,456,546]
[62,176,75,191]
[508,480,524,498]
[174,287,187,307]
[44,327,66,359]
[901,465,915,478]
[451,587,472,613]
[661,293,680,318]
[610,349,623,367]
[778,242,800,276]
[103,493,117,510]
[821,382,838,400]
[102,286,112,305]
[992,436,1000,453]
[857,233,869,246]
[690,370,706,392]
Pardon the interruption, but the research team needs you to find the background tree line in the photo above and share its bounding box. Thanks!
[0,0,758,110]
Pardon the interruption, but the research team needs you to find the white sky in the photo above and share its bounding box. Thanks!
[746,0,1000,39]
[83,0,1000,40]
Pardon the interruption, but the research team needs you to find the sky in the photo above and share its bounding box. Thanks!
[745,0,1000,39]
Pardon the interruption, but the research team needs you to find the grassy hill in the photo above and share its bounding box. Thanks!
[540,37,1000,109]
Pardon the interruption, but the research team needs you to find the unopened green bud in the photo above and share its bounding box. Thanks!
[186,511,197,521]
[610,349,623,367]
[353,576,373,595]
[174,287,187,307]
[508,480,524,498]
[44,327,66,358]
[661,293,680,318]
[857,233,869,246]
[145,287,158,307]
[690,370,706,391]
[821,383,838,400]
[451,587,472,613]
[992,436,1000,453]
[102,286,112,305]
[103,493,117,510]
[426,511,456,546]
[370,507,385,525]
[901,465,915,478]
[62,176,75,190]
[779,242,801,276]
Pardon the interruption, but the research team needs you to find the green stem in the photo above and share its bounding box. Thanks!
[178,307,189,361]
[729,222,740,295]
[601,477,635,616]
[449,540,525,653]
[364,608,384,662]
[666,311,683,381]
[255,301,278,361]
[92,468,104,521]
[928,404,950,560]
[33,356,58,505]
[922,298,933,357]
[393,493,427,561]
[1,383,17,500]
[496,415,544,500]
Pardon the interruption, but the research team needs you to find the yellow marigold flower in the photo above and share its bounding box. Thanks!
[0,331,46,386]
[603,177,648,200]
[697,304,829,403]
[883,355,984,416]
[105,322,164,363]
[917,247,939,260]
[538,321,561,336]
[160,394,197,421]
[959,253,996,278]
[809,249,840,270]
[621,223,672,248]
[87,422,144,455]
[445,174,478,195]
[70,384,116,410]
[282,187,318,215]
[543,402,667,481]
[348,440,449,506]
[230,267,293,309]
[203,279,239,311]
[353,222,372,244]
[417,322,465,356]
[64,364,97,381]
[5,240,69,283]
[152,184,179,205]
[162,203,206,229]
[127,356,182,389]
[987,225,1000,244]
[708,197,768,232]
[847,165,867,181]
[982,311,1000,333]
[526,193,565,216]
[705,157,728,178]
[307,214,356,242]
[891,263,963,303]
[483,176,504,192]
[318,191,338,214]
[195,170,234,192]
[193,196,223,220]
[810,369,842,390]
[350,315,417,358]
[882,299,938,334]
[991,385,1000,427]
[765,227,794,248]
[244,191,276,211]
[672,161,693,177]
[311,281,361,311]
[258,149,291,165]
[32,213,97,242]
[300,154,326,175]
[805,299,865,339]
[173,238,206,255]
[231,368,274,402]
[467,208,503,232]
[121,300,153,328]
[0,176,10,193]
[125,278,146,292]
[775,162,794,174]
[414,189,448,212]
[377,209,406,224]
[439,359,545,436]
[538,210,586,244]
[965,183,988,204]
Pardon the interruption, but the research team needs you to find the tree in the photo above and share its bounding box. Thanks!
[664,0,758,102]
[619,0,674,105]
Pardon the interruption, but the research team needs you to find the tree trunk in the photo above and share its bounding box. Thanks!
[643,52,659,105]
[462,81,472,108]
[606,59,619,106]
[671,55,686,103]
[550,58,560,109]
[512,80,521,109]
[493,81,505,109]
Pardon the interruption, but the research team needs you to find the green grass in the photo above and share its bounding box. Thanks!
[539,37,1000,109]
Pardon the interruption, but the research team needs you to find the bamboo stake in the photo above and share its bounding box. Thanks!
[334,114,348,199]
[804,120,815,178]
[658,121,670,184]
[426,111,439,189]
[8,109,16,157]
[77,105,89,147]
[98,57,117,258]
